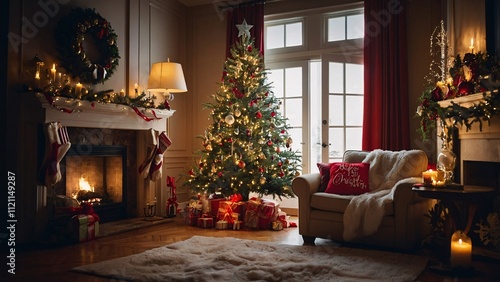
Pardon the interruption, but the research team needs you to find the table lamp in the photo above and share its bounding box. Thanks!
[147,59,187,102]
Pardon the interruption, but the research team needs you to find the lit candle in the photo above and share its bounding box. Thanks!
[58,72,62,85]
[450,230,472,268]
[76,83,82,96]
[469,38,474,53]
[51,63,56,82]
[120,89,125,97]
[422,170,438,185]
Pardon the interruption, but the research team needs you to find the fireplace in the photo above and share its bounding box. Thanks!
[63,145,127,223]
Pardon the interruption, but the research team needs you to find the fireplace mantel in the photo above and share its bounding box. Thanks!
[36,93,175,132]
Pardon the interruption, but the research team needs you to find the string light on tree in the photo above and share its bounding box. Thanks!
[185,20,301,200]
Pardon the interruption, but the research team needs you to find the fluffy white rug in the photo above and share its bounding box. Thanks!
[73,236,428,281]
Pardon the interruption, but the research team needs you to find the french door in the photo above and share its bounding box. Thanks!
[267,55,363,175]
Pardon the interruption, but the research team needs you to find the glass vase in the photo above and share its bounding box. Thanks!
[437,148,456,184]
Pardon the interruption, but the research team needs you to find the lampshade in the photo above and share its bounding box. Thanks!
[147,61,187,93]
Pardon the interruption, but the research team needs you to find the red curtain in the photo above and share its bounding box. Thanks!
[225,2,264,57]
[362,0,410,151]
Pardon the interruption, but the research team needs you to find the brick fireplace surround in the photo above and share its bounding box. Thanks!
[35,94,175,233]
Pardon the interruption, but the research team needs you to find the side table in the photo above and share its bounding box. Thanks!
[412,185,494,235]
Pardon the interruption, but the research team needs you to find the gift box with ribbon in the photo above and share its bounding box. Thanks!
[70,214,99,242]
[197,214,215,228]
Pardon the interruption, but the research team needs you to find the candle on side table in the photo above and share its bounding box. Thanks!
[450,230,472,268]
[422,170,437,185]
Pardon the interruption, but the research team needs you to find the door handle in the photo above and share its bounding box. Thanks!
[317,142,330,148]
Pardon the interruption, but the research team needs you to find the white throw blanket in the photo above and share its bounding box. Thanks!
[343,150,423,241]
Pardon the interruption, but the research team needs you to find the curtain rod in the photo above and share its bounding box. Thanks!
[217,0,266,11]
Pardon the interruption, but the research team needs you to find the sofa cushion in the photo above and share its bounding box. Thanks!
[317,163,332,192]
[325,162,370,195]
[310,192,394,215]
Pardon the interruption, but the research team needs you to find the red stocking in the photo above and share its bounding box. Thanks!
[138,129,157,179]
[40,122,71,187]
[149,131,172,180]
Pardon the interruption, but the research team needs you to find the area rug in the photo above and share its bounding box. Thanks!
[72,236,428,281]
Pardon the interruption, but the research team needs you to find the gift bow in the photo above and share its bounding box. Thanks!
[166,176,178,204]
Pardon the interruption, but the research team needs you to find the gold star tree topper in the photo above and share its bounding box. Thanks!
[236,19,253,38]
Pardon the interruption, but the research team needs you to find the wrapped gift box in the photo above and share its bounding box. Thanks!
[71,214,99,242]
[197,216,214,228]
[209,198,225,217]
[216,220,228,230]
[244,198,261,229]
[258,199,279,230]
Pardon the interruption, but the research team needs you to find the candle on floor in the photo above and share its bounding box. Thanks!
[450,230,472,268]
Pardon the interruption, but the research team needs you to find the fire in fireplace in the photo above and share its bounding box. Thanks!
[63,145,128,223]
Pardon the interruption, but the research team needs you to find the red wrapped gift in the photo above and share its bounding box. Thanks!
[71,214,99,242]
[258,200,279,230]
[209,198,225,217]
[244,198,261,229]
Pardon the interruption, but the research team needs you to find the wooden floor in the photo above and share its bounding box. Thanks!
[10,216,500,282]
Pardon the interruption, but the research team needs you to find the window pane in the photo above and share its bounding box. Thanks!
[285,98,302,127]
[267,25,284,49]
[285,22,302,47]
[345,63,363,94]
[285,67,302,97]
[346,128,362,150]
[329,95,344,126]
[346,96,363,126]
[268,69,284,98]
[329,128,344,159]
[310,61,322,172]
[346,14,364,39]
[329,62,344,93]
[327,17,345,42]
[288,127,302,153]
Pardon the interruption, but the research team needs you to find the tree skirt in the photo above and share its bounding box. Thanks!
[73,236,428,281]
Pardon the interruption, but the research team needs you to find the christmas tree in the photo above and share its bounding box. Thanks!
[185,20,301,200]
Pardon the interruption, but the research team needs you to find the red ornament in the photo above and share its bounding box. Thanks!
[259,167,264,173]
[247,45,252,52]
[233,87,244,99]
[281,130,285,134]
[256,111,263,119]
[271,111,276,117]
[238,160,246,169]
[267,140,273,146]
[278,161,282,167]
[218,171,223,177]
[279,170,285,177]
[188,169,195,176]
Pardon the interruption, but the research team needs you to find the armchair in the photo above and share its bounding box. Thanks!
[292,149,436,250]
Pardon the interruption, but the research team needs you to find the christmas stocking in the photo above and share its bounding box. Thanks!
[138,129,158,179]
[40,122,71,187]
[148,131,172,180]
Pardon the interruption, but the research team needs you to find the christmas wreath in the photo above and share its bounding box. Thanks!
[54,8,120,84]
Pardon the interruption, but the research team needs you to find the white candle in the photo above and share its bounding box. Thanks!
[51,64,56,82]
[451,238,472,267]
[422,170,437,185]
[76,83,82,96]
[120,89,125,97]
[469,38,474,53]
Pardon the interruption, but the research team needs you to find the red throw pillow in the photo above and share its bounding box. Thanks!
[325,162,370,195]
[317,163,333,192]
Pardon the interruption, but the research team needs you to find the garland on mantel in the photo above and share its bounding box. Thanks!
[416,51,500,143]
[39,83,171,121]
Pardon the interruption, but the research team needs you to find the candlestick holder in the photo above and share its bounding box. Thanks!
[143,202,156,217]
